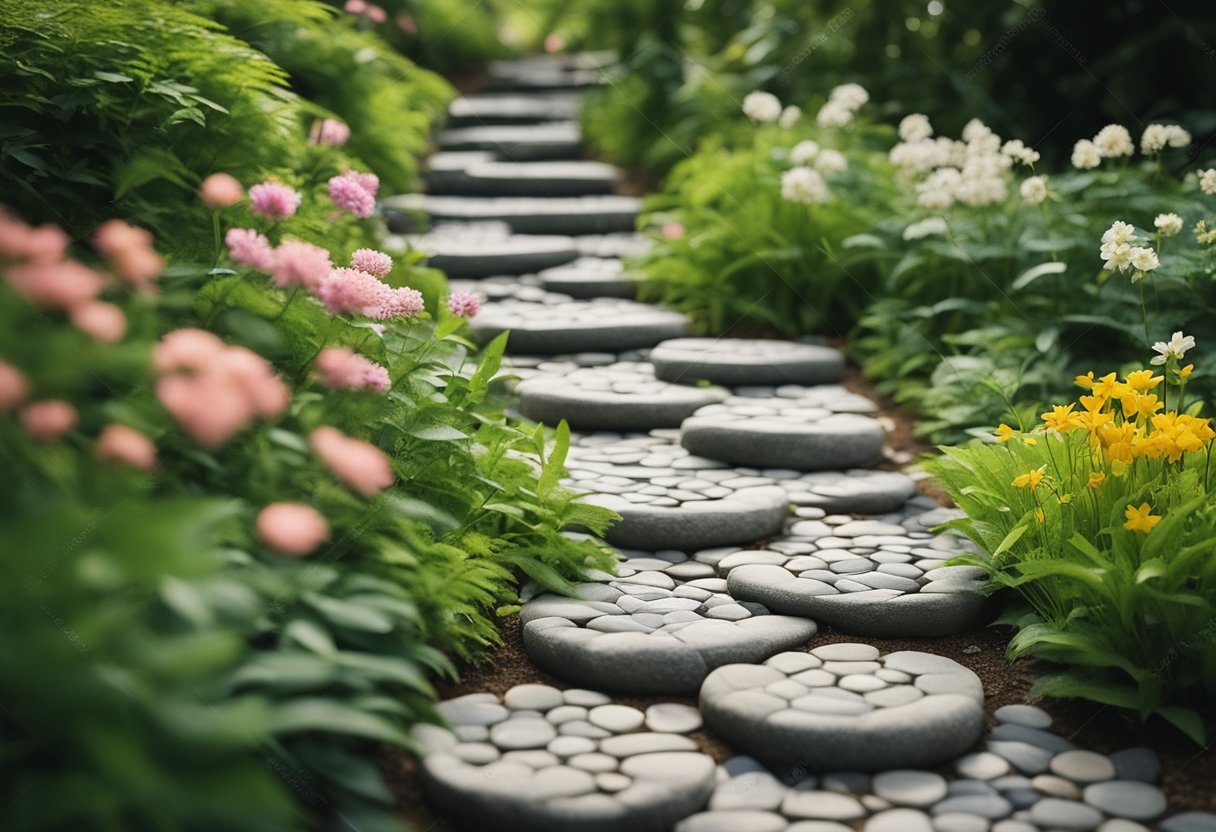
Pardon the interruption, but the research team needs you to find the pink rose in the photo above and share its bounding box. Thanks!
[95,424,157,470]
[200,173,245,208]
[257,503,330,555]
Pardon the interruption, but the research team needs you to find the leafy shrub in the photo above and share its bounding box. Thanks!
[926,351,1216,742]
[337,0,508,74]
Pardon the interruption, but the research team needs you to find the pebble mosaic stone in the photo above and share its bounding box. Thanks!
[437,121,584,160]
[470,299,689,355]
[650,338,846,387]
[699,646,986,772]
[724,505,988,637]
[430,159,620,197]
[447,93,582,127]
[537,257,638,298]
[385,193,642,235]
[679,396,886,471]
[516,362,729,430]
[415,684,716,831]
[402,223,578,278]
[521,547,818,694]
[573,232,652,259]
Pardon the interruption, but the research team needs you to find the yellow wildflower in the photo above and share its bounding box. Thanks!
[1034,507,1045,524]
[1012,465,1048,491]
[1074,371,1095,389]
[1078,394,1106,414]
[1023,436,1038,446]
[994,423,1018,442]
[1092,372,1120,400]
[1123,393,1163,421]
[1123,503,1162,534]
[1087,472,1106,488]
[1058,493,1072,504]
[1124,369,1164,391]
[1180,364,1194,379]
[1041,403,1082,433]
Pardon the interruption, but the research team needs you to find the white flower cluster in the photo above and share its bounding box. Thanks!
[816,83,869,128]
[742,91,783,124]
[1071,139,1101,170]
[891,117,1034,210]
[1001,139,1040,167]
[789,140,820,166]
[903,216,948,240]
[781,167,830,204]
[1200,169,1216,197]
[815,149,848,174]
[1100,220,1158,280]
[1093,124,1134,158]
[1020,175,1048,205]
[1140,124,1191,155]
[1151,331,1195,365]
[898,114,933,143]
[1072,123,1149,169]
[779,105,801,129]
[1155,213,1183,236]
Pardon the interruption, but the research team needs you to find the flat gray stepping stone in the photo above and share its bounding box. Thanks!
[586,484,790,550]
[432,160,619,197]
[404,226,578,279]
[423,151,498,192]
[387,194,640,235]
[487,56,605,91]
[416,684,716,832]
[471,299,688,354]
[437,121,583,160]
[725,506,986,638]
[575,232,652,259]
[679,396,885,471]
[517,363,728,430]
[651,338,845,387]
[699,647,984,772]
[448,93,581,127]
[1083,781,1166,820]
[538,257,637,298]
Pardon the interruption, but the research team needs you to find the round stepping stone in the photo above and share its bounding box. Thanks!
[386,194,640,235]
[725,506,987,638]
[1029,797,1104,829]
[447,93,581,127]
[405,228,578,279]
[679,396,885,471]
[417,684,717,832]
[537,257,637,298]
[1083,781,1166,820]
[1050,750,1116,783]
[471,298,688,354]
[651,338,845,387]
[700,648,984,772]
[437,121,583,160]
[645,703,703,734]
[872,770,949,807]
[994,704,1052,729]
[517,362,728,430]
[447,160,618,197]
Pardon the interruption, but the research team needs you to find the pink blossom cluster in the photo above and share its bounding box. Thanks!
[249,181,301,220]
[328,170,379,218]
[225,229,332,292]
[154,329,290,449]
[95,423,157,470]
[447,290,481,318]
[350,248,392,276]
[317,267,423,320]
[310,426,395,497]
[309,119,351,148]
[200,173,244,208]
[315,346,390,393]
[258,502,330,555]
[344,0,387,23]
[397,14,417,34]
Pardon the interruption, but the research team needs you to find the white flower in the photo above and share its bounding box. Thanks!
[1093,124,1134,158]
[916,167,960,211]
[781,167,830,204]
[778,105,802,129]
[1001,139,1040,166]
[816,101,854,128]
[742,91,782,124]
[1151,331,1196,365]
[789,140,820,166]
[899,114,933,142]
[814,149,848,174]
[1101,242,1133,272]
[903,216,948,240]
[829,83,869,109]
[962,118,992,143]
[1102,220,1136,246]
[1200,169,1216,196]
[1129,245,1159,273]
[1155,213,1183,236]
[1019,176,1048,205]
[1071,139,1101,170]
[1141,124,1192,154]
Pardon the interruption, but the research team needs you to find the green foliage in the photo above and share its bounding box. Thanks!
[340,0,508,74]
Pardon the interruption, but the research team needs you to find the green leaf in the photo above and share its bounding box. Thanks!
[1156,706,1207,744]
[268,699,415,749]
[408,423,467,441]
[1011,261,1066,291]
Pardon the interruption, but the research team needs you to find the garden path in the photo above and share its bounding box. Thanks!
[388,55,1212,832]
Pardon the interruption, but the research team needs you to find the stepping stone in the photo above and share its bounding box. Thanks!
[416,684,716,832]
[403,224,578,278]
[470,298,688,354]
[679,396,885,471]
[517,362,728,430]
[575,232,652,259]
[650,338,845,387]
[436,121,583,160]
[487,55,606,91]
[447,93,581,127]
[433,159,619,197]
[385,194,641,236]
[537,257,637,298]
[423,151,498,192]
[699,647,984,772]
[725,506,987,638]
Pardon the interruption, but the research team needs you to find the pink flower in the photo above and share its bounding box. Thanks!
[364,4,387,23]
[249,182,301,220]
[153,328,226,374]
[350,248,392,277]
[226,228,276,272]
[95,424,157,470]
[71,301,127,343]
[93,220,162,287]
[200,173,245,208]
[92,220,152,258]
[370,286,424,320]
[271,239,332,290]
[316,268,389,315]
[396,14,417,34]
[6,260,104,310]
[308,119,351,148]
[21,399,77,443]
[0,211,69,263]
[661,222,685,240]
[315,347,390,392]
[310,426,395,497]
[327,171,377,218]
[157,373,250,450]
[447,290,481,318]
[0,360,29,411]
[257,503,330,556]
[544,33,565,53]
[344,0,367,12]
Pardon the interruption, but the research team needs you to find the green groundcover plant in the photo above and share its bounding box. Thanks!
[926,345,1216,743]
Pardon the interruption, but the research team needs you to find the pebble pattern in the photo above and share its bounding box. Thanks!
[521,546,818,693]
[700,645,986,772]
[470,298,689,354]
[414,684,716,832]
[537,256,637,298]
[650,338,846,387]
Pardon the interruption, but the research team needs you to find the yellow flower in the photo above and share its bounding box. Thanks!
[1075,371,1095,389]
[1180,364,1194,379]
[1058,493,1072,504]
[994,423,1018,442]
[1023,436,1038,446]
[1092,372,1120,400]
[1124,369,1164,391]
[1121,393,1163,421]
[1012,465,1048,491]
[1123,502,1162,534]
[1041,403,1082,433]
[1078,394,1107,414]
[1087,472,1106,489]
[1034,507,1045,524]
